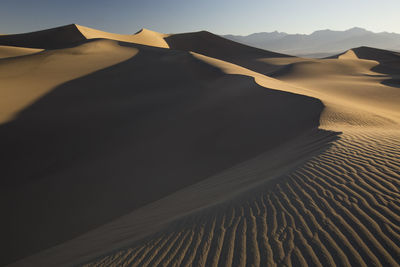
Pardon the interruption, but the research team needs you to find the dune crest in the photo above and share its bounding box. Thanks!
[0,24,86,49]
[0,39,138,124]
[338,49,359,59]
[0,24,170,49]
[0,45,42,59]
[76,25,170,48]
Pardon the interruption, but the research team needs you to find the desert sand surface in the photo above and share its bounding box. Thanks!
[0,25,399,267]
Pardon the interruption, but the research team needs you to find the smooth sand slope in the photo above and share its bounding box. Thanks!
[1,25,399,267]
[0,45,42,59]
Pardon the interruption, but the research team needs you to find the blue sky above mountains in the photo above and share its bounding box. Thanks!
[1,0,399,35]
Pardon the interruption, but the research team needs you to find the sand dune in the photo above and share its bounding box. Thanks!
[1,33,324,266]
[1,25,399,267]
[165,31,293,75]
[0,39,137,124]
[80,44,400,267]
[268,48,400,126]
[0,24,169,49]
[76,25,170,48]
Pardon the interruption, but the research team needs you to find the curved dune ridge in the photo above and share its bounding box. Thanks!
[0,24,169,49]
[0,25,399,267]
[0,45,42,59]
[76,25,170,48]
[0,39,138,124]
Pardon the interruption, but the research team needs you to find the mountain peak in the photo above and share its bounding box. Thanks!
[346,27,368,33]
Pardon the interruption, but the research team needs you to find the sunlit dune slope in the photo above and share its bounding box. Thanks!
[267,47,400,127]
[0,39,138,124]
[76,25,169,48]
[0,45,42,59]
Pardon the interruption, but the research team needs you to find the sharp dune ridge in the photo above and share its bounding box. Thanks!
[0,24,169,49]
[0,24,399,267]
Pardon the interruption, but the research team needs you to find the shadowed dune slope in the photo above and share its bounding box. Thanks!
[165,31,293,75]
[335,46,400,62]
[0,40,324,266]
[335,46,400,75]
[11,130,339,267]
[0,24,86,49]
[350,47,400,88]
[85,130,400,267]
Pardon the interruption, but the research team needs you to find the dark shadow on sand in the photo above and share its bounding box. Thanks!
[353,46,400,87]
[165,31,293,75]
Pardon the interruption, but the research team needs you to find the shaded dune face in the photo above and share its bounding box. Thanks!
[351,47,400,87]
[0,41,324,265]
[165,31,293,75]
[0,24,86,49]
[332,46,400,77]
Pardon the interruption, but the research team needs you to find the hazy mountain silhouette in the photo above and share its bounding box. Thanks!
[224,27,400,57]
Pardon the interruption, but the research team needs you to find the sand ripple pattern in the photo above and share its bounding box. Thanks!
[84,130,400,267]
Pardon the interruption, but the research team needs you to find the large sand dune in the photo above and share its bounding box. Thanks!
[0,24,169,49]
[0,25,399,267]
[165,31,293,75]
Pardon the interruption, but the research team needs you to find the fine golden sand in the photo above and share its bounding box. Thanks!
[0,25,399,267]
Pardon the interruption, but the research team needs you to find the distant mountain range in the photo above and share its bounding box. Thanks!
[223,27,400,57]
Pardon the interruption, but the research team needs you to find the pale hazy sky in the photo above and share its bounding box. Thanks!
[1,0,399,35]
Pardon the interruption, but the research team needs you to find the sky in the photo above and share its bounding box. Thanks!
[1,0,399,35]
